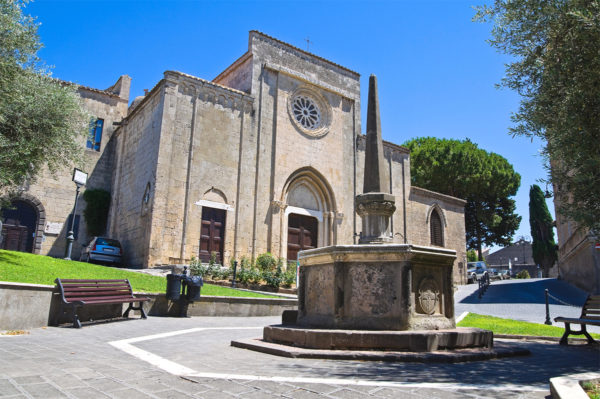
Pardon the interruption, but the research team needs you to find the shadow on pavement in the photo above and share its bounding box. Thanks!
[271,341,599,386]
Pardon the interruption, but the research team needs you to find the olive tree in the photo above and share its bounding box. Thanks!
[0,0,88,197]
[474,0,600,233]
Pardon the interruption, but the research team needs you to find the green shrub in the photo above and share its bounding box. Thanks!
[237,267,251,284]
[466,249,478,262]
[189,256,208,277]
[262,270,282,288]
[248,268,262,284]
[207,263,220,279]
[282,261,297,287]
[209,251,220,267]
[82,188,111,236]
[240,256,253,270]
[218,266,231,280]
[515,270,531,279]
[256,252,277,272]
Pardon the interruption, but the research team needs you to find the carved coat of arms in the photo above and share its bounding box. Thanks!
[418,278,440,315]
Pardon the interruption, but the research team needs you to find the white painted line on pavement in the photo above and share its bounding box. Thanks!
[109,327,263,376]
[109,326,547,392]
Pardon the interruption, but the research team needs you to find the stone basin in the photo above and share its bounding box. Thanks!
[296,244,457,331]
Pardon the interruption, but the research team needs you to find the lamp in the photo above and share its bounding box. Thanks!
[65,168,88,260]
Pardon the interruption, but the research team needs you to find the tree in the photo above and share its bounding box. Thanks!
[403,137,521,260]
[0,0,88,197]
[529,185,557,277]
[467,249,478,262]
[474,0,600,233]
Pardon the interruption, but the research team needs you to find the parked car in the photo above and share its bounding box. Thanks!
[467,261,489,283]
[80,237,123,266]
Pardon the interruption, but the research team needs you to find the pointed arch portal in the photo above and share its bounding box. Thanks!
[279,167,337,261]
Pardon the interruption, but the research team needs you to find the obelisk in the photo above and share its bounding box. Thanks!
[355,75,396,243]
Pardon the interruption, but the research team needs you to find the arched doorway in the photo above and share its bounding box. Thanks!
[197,188,230,264]
[280,167,336,261]
[1,200,38,252]
[287,213,318,261]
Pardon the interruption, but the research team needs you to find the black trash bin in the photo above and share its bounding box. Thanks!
[184,275,203,301]
[166,273,183,300]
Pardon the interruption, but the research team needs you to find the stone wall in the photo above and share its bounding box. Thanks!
[109,80,168,267]
[247,32,361,260]
[214,53,253,94]
[554,195,600,294]
[16,76,130,259]
[152,72,253,266]
[408,187,467,285]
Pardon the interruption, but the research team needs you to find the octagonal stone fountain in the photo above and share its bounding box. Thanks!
[232,76,527,360]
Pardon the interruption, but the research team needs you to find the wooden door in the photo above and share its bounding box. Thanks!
[287,213,318,261]
[1,225,28,251]
[199,207,226,263]
[1,200,37,253]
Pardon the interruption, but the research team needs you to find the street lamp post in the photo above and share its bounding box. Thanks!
[65,168,87,260]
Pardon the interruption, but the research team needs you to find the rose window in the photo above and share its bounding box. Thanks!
[292,95,321,130]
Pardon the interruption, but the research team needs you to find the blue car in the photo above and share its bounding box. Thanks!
[80,237,123,266]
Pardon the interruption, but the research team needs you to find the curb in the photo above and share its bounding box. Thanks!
[494,334,592,344]
[231,338,531,363]
[550,372,600,399]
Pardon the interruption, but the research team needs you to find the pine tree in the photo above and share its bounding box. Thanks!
[529,185,557,277]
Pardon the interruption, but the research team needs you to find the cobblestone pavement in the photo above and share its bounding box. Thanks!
[2,316,599,398]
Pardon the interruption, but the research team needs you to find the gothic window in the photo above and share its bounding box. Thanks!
[430,209,444,247]
[87,118,104,151]
[292,95,321,130]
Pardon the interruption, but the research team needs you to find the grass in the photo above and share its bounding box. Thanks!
[458,312,600,339]
[0,250,280,298]
[582,381,600,399]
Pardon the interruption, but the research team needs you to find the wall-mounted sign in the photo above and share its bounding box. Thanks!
[44,222,63,235]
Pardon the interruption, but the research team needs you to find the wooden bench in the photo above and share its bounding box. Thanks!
[554,294,600,345]
[55,278,151,328]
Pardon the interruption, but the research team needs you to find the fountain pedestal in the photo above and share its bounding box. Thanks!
[297,244,456,331]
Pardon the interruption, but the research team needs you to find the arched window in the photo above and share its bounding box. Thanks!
[430,210,444,247]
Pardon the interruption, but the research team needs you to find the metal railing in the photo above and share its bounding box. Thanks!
[544,288,579,325]
[478,273,490,299]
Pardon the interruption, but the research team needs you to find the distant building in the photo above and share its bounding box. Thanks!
[486,238,540,277]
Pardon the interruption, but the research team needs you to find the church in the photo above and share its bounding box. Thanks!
[1,31,468,284]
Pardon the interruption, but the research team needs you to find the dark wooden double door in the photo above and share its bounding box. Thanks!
[287,213,318,261]
[1,200,37,253]
[199,207,225,263]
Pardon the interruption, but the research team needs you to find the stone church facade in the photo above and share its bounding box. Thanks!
[1,32,468,284]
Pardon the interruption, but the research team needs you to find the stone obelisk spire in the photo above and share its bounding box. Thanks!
[355,75,396,244]
[363,74,387,193]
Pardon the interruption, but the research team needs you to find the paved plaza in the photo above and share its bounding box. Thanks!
[1,278,599,398]
[1,311,599,399]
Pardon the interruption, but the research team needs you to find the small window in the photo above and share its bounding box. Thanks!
[87,118,104,151]
[430,210,443,247]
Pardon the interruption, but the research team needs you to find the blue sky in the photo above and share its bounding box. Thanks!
[26,0,554,251]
